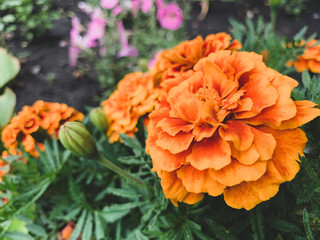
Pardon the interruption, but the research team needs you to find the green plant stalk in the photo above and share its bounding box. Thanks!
[270,7,277,32]
[94,153,147,188]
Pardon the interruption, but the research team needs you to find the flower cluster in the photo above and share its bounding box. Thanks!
[102,32,320,210]
[101,33,240,142]
[101,72,160,142]
[286,39,320,73]
[1,101,84,157]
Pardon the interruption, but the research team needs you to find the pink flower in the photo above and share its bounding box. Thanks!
[141,0,153,13]
[69,16,85,66]
[112,5,123,16]
[116,21,139,58]
[156,0,183,31]
[100,0,119,9]
[132,0,153,14]
[84,8,106,48]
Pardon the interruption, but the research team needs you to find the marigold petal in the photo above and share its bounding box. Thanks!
[157,118,194,136]
[148,141,187,172]
[209,159,267,187]
[236,74,278,119]
[277,100,320,130]
[308,60,320,73]
[294,60,309,72]
[219,120,254,151]
[250,126,276,161]
[231,143,260,165]
[241,76,297,127]
[260,127,306,181]
[156,131,194,154]
[223,162,282,210]
[203,60,238,98]
[177,165,225,196]
[187,136,231,170]
[160,170,204,204]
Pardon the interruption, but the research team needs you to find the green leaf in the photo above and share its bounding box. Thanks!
[2,15,15,23]
[293,26,308,41]
[70,209,87,240]
[267,217,300,233]
[3,231,33,240]
[302,71,311,90]
[82,211,93,240]
[100,202,144,223]
[0,48,20,89]
[94,212,106,240]
[26,224,47,237]
[303,208,314,240]
[0,87,16,128]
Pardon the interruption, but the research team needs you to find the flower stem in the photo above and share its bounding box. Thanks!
[95,154,147,188]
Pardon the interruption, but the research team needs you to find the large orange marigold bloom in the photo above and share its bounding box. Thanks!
[151,32,241,86]
[146,50,320,210]
[1,101,84,157]
[286,39,320,73]
[101,72,160,143]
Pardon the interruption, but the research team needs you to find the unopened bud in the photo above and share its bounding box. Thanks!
[89,107,109,132]
[59,122,98,158]
[268,0,282,8]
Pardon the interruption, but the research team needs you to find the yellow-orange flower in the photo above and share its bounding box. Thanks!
[1,101,84,157]
[60,222,75,240]
[151,32,241,86]
[101,72,160,143]
[286,39,320,73]
[146,50,320,210]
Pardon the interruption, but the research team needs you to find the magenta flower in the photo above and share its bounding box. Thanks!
[116,21,139,58]
[84,8,106,48]
[69,16,85,67]
[100,0,119,9]
[156,0,183,30]
[112,5,123,16]
[132,0,153,14]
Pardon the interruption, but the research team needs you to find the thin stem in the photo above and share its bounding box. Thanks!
[95,154,147,188]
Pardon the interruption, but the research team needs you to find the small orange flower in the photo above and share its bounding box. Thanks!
[146,50,320,210]
[151,33,241,86]
[60,222,75,240]
[101,72,160,142]
[1,101,84,157]
[286,39,320,73]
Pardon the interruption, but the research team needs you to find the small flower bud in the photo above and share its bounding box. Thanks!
[59,122,98,158]
[89,107,109,132]
[268,0,282,8]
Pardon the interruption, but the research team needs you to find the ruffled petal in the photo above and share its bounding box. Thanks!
[177,165,225,196]
[156,131,194,154]
[209,159,267,186]
[187,136,231,170]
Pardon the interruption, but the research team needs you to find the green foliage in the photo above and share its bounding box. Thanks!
[0,48,18,128]
[283,0,310,16]
[0,0,60,41]
[229,17,307,74]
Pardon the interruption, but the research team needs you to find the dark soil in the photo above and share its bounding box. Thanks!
[6,0,320,113]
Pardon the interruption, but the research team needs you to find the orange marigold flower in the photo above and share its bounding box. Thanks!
[151,32,241,86]
[1,101,84,157]
[286,39,320,73]
[101,72,160,143]
[146,50,320,210]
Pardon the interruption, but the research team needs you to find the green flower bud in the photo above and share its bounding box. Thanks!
[89,107,109,132]
[59,122,98,158]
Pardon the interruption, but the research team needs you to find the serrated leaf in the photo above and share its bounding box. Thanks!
[94,212,105,240]
[26,224,47,237]
[302,71,311,90]
[70,209,87,240]
[0,88,16,128]
[293,26,308,41]
[119,134,144,154]
[100,202,144,223]
[303,208,314,240]
[3,231,33,240]
[267,217,300,233]
[82,211,93,240]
